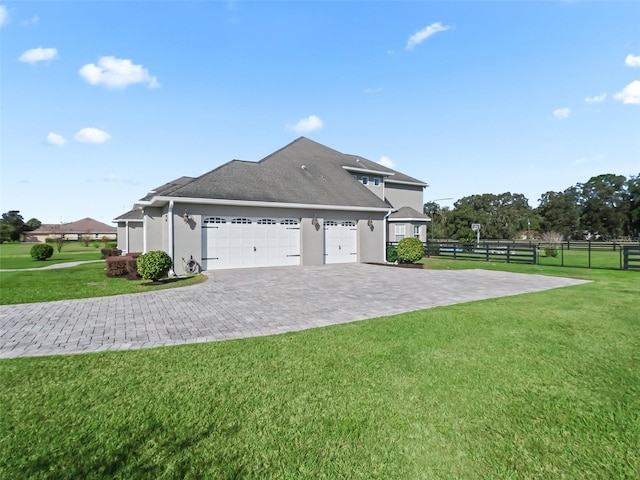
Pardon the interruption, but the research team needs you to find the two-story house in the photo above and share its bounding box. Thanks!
[114,137,429,274]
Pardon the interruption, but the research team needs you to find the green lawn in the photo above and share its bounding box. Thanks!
[0,242,104,269]
[0,243,207,305]
[538,247,623,270]
[1,261,639,478]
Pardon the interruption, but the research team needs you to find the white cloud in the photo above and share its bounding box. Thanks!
[46,132,66,146]
[614,80,640,105]
[585,93,607,104]
[553,107,571,119]
[18,47,58,64]
[286,115,323,134]
[79,56,160,89]
[74,128,112,144]
[377,156,396,168]
[406,22,450,51]
[625,54,640,68]
[0,5,8,27]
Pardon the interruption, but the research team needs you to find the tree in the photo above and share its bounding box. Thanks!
[0,210,25,242]
[423,202,451,240]
[578,174,627,239]
[25,218,42,231]
[626,174,640,239]
[536,187,580,238]
[446,193,534,240]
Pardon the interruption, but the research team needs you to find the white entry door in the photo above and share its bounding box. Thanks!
[202,217,300,270]
[324,220,358,264]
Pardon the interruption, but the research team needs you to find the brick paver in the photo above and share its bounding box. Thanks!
[0,264,588,358]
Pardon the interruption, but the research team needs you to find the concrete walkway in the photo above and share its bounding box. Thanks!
[0,264,589,358]
[0,259,103,272]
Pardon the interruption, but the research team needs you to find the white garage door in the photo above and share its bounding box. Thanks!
[324,220,358,264]
[202,217,300,270]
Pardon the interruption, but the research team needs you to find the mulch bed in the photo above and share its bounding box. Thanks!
[365,262,424,269]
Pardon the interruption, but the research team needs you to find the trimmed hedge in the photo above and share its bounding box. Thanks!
[30,244,54,261]
[397,237,425,263]
[105,256,128,277]
[386,246,398,263]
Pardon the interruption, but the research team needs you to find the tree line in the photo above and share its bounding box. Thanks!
[0,211,42,243]
[424,173,640,241]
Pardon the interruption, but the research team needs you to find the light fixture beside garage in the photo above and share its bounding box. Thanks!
[367,217,373,228]
[311,214,318,226]
[183,210,190,223]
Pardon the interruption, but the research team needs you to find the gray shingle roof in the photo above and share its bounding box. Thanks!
[388,206,429,221]
[113,209,143,221]
[153,138,426,209]
[139,176,196,201]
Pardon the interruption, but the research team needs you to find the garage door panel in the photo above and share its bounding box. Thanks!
[203,217,300,270]
[324,220,358,264]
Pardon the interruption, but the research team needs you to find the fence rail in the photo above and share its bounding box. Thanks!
[420,241,537,265]
[623,245,640,271]
[396,239,640,271]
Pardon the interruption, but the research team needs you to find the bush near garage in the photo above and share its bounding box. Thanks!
[30,244,54,261]
[137,250,173,282]
[397,237,425,263]
[386,246,398,262]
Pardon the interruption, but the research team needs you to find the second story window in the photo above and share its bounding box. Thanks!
[374,177,381,186]
[362,176,369,185]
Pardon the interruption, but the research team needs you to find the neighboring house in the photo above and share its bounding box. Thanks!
[114,137,429,274]
[23,218,117,243]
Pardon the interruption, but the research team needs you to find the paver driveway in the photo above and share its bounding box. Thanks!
[0,264,588,358]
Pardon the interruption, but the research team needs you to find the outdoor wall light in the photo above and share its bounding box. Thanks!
[311,214,318,226]
[367,217,373,228]
[183,210,190,223]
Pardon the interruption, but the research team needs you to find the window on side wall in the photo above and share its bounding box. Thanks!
[395,225,405,242]
[374,177,381,186]
[362,176,369,185]
[414,225,421,238]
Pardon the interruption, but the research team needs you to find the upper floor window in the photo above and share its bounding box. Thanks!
[373,177,381,186]
[362,176,369,185]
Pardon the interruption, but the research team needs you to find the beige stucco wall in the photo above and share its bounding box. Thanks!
[388,221,427,243]
[385,183,424,212]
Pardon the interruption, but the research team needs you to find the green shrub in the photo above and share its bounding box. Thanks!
[386,246,398,262]
[105,257,128,277]
[137,250,173,282]
[396,237,424,263]
[30,244,54,261]
[544,247,559,258]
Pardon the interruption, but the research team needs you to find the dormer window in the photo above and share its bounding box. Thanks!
[362,176,369,185]
[373,177,381,186]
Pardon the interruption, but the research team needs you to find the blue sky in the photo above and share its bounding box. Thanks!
[1,1,639,224]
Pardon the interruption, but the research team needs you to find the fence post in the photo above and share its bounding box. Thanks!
[533,245,537,265]
[588,240,592,269]
[507,245,511,263]
[623,247,628,270]
[561,242,564,267]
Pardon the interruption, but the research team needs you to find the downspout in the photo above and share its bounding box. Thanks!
[383,209,394,261]
[142,209,147,253]
[168,200,175,276]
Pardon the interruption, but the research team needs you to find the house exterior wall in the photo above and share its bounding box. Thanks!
[162,203,386,274]
[352,174,385,201]
[384,183,424,212]
[117,222,144,253]
[143,207,164,252]
[388,222,427,243]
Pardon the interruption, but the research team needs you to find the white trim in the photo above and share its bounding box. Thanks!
[168,200,175,276]
[342,166,395,176]
[124,220,130,253]
[388,217,430,222]
[385,179,429,187]
[138,196,391,213]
